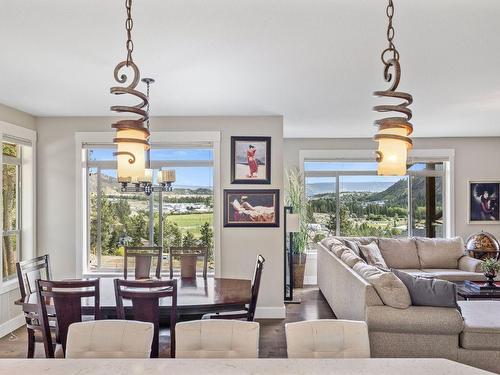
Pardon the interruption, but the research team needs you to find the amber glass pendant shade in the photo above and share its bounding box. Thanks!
[375,123,413,176]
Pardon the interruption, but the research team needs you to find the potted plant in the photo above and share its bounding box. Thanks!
[480,257,500,288]
[285,168,309,288]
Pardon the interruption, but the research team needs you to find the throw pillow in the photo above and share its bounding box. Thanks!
[353,263,411,309]
[340,249,365,268]
[331,244,349,258]
[392,269,461,312]
[343,239,362,257]
[357,241,388,269]
[320,237,343,251]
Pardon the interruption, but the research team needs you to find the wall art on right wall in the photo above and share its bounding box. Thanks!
[468,180,500,224]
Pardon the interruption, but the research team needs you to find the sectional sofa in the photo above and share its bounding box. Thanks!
[317,236,500,373]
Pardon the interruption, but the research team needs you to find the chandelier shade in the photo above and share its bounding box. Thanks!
[115,128,149,182]
[374,119,412,176]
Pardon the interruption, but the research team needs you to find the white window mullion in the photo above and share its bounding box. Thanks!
[335,174,340,237]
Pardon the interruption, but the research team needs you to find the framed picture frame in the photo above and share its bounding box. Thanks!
[224,189,280,227]
[231,136,271,184]
[467,180,500,224]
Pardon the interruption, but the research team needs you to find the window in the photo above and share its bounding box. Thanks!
[304,160,447,241]
[84,145,215,273]
[0,126,35,285]
[2,142,20,281]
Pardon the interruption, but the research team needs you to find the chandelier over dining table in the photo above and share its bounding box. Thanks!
[110,0,175,195]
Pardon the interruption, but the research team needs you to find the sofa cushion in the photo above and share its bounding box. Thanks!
[357,242,388,269]
[367,305,464,335]
[353,263,411,309]
[378,238,420,269]
[420,269,486,282]
[415,237,465,269]
[340,250,365,268]
[392,269,461,311]
[459,301,500,350]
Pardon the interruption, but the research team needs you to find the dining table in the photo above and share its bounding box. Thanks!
[15,276,252,320]
[0,358,493,375]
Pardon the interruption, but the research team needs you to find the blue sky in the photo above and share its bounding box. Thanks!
[89,150,426,188]
[90,148,214,188]
[304,161,426,184]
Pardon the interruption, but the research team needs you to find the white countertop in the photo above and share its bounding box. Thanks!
[0,358,493,375]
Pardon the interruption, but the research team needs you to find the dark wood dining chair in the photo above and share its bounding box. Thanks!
[16,254,54,358]
[36,278,101,358]
[124,246,163,280]
[114,278,177,358]
[203,254,265,321]
[169,246,208,279]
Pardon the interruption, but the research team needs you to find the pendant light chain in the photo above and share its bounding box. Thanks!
[125,0,134,65]
[385,0,398,62]
[380,0,401,78]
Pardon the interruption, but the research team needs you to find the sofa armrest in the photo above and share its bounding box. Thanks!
[366,305,464,335]
[458,255,483,273]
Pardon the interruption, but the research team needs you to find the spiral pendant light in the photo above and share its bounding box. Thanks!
[373,0,413,176]
[110,0,149,183]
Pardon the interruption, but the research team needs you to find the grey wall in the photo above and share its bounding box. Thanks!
[0,104,35,331]
[284,137,500,241]
[0,103,35,131]
[36,116,285,317]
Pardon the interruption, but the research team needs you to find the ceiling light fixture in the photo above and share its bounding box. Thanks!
[373,0,413,176]
[109,1,175,196]
[110,0,150,183]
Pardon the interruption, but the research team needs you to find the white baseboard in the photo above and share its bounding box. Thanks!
[255,306,286,319]
[0,314,25,339]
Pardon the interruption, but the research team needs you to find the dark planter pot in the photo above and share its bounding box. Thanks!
[484,272,497,288]
[292,253,307,289]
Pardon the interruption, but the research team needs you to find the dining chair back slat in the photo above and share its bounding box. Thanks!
[16,255,52,358]
[16,254,51,299]
[36,278,101,357]
[124,247,163,280]
[169,246,208,279]
[114,278,177,358]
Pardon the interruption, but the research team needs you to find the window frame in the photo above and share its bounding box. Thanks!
[75,131,222,277]
[300,149,455,238]
[0,122,36,290]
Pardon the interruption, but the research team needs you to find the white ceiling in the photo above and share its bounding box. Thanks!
[1,0,500,138]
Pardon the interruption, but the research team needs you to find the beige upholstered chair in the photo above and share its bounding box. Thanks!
[65,320,154,358]
[175,320,259,358]
[285,320,370,358]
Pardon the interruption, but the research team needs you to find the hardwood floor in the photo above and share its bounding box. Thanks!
[0,287,335,358]
[258,287,336,358]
